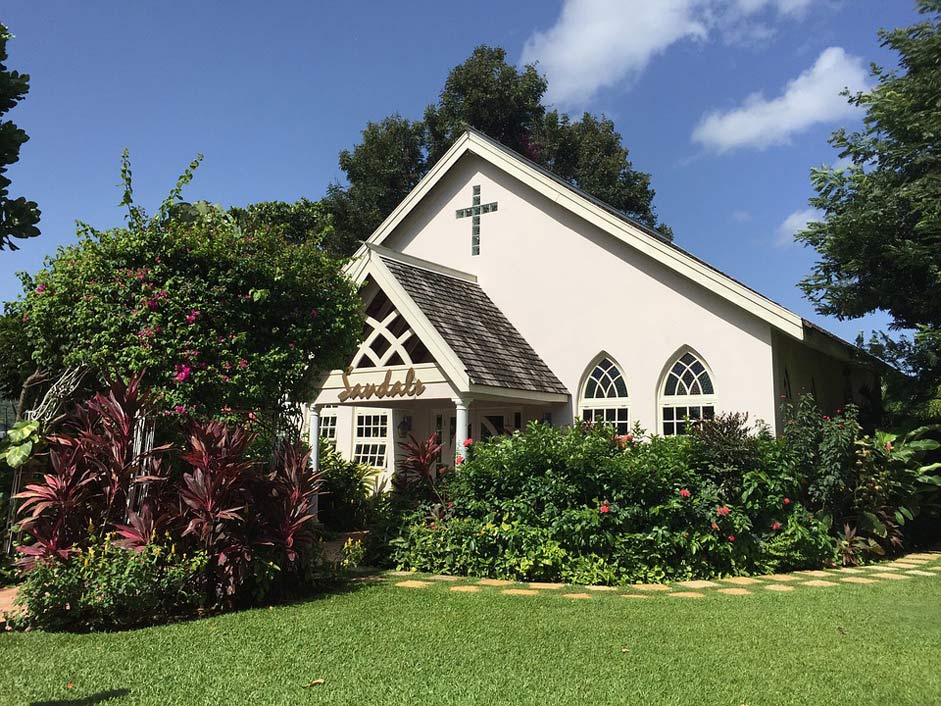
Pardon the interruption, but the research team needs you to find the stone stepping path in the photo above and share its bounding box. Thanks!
[384,551,940,601]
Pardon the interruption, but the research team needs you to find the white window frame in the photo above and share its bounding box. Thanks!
[578,355,631,435]
[319,405,338,446]
[659,349,717,436]
[353,412,389,469]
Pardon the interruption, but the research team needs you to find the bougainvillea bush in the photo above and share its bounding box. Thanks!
[10,154,361,420]
[390,397,941,584]
[11,374,327,631]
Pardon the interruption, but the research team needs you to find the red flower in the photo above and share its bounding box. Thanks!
[783,497,791,505]
[438,466,448,474]
[600,501,610,514]
[679,488,691,498]
[173,364,192,383]
[455,457,464,465]
[772,521,782,531]
[711,522,719,530]
[463,438,474,447]
[885,441,893,452]
[716,506,731,516]
[728,535,736,542]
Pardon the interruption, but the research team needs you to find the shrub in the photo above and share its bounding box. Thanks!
[317,440,375,532]
[13,536,206,631]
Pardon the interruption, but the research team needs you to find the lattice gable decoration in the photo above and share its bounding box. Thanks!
[352,283,434,369]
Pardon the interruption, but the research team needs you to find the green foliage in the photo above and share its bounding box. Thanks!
[325,45,670,254]
[0,24,41,251]
[12,536,207,631]
[317,439,376,532]
[797,2,941,409]
[13,156,361,417]
[0,418,39,468]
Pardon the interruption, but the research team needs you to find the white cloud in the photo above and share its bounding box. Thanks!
[691,47,870,153]
[775,207,822,246]
[520,0,823,108]
[521,0,708,108]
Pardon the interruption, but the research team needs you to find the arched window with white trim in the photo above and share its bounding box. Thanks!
[579,356,630,434]
[659,350,716,435]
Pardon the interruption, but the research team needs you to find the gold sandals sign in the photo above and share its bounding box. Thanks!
[338,367,427,402]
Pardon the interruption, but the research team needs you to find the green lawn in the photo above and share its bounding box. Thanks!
[2,571,940,706]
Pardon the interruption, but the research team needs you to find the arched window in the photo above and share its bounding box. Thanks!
[659,350,716,435]
[579,356,630,435]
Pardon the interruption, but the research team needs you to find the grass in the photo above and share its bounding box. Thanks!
[1,570,940,706]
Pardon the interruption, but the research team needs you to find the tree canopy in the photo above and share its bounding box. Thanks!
[0,23,40,251]
[323,45,671,253]
[797,0,941,417]
[11,154,361,418]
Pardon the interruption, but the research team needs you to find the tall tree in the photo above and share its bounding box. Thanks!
[326,45,670,254]
[0,23,40,251]
[797,0,941,417]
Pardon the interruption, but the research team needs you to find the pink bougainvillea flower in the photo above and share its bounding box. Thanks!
[679,488,691,498]
[35,284,47,294]
[772,521,782,531]
[173,405,187,414]
[600,501,610,514]
[310,308,319,318]
[173,364,192,383]
[238,359,248,369]
[185,309,200,324]
[823,415,830,421]
[463,438,474,447]
[728,535,736,542]
[783,497,791,506]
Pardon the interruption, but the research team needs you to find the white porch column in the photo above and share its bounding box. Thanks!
[308,405,321,474]
[454,397,469,465]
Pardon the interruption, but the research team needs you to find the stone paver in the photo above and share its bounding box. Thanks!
[670,591,705,598]
[865,564,900,571]
[679,580,721,589]
[620,594,648,599]
[395,580,432,589]
[718,588,751,596]
[906,570,937,577]
[759,573,801,582]
[906,553,938,560]
[803,579,838,587]
[562,592,592,600]
[585,585,617,592]
[528,582,565,590]
[871,572,910,581]
[799,570,832,578]
[426,574,461,582]
[723,576,762,585]
[840,577,877,584]
[502,588,539,597]
[478,578,516,587]
[833,567,866,574]
[387,570,415,577]
[450,585,481,593]
[764,584,795,592]
[632,584,671,592]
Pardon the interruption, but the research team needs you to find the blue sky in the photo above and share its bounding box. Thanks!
[1,1,919,341]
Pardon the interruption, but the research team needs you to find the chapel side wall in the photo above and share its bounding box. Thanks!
[771,331,881,430]
[384,154,779,432]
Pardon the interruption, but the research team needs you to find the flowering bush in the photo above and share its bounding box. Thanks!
[390,402,939,583]
[11,154,361,419]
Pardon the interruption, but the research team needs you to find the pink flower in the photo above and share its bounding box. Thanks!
[783,497,791,506]
[185,309,200,324]
[885,441,893,452]
[310,308,319,318]
[679,488,691,498]
[173,364,191,383]
[728,535,736,543]
[716,506,731,516]
[463,438,474,447]
[772,521,782,531]
[35,284,47,294]
[173,405,188,415]
[238,359,248,369]
[711,522,719,530]
[454,457,463,466]
[600,501,610,514]
[439,466,448,474]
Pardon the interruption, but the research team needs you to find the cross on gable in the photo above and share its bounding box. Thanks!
[455,184,497,256]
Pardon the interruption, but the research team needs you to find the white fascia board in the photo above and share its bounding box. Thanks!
[362,252,471,392]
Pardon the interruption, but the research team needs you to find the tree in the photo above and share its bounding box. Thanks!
[797,1,941,417]
[326,45,670,253]
[228,198,334,247]
[12,153,362,418]
[0,23,40,251]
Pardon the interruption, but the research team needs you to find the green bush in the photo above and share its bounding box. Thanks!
[13,537,207,632]
[317,440,377,532]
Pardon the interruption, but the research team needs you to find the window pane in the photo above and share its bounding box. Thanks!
[663,407,674,421]
[701,374,714,395]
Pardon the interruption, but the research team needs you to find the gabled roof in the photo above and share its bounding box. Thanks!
[381,255,568,395]
[350,246,569,402]
[354,128,811,341]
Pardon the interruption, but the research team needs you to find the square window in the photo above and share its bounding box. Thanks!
[663,407,674,421]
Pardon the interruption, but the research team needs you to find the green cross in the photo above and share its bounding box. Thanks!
[455,185,497,256]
